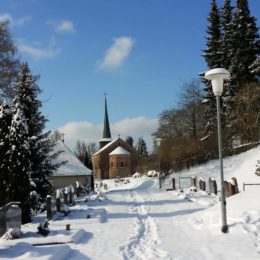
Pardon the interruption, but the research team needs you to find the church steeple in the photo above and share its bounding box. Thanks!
[99,95,112,149]
[103,96,111,139]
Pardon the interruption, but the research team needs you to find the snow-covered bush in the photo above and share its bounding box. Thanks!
[2,228,23,240]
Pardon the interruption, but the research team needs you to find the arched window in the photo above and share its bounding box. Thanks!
[111,162,113,167]
[120,161,124,167]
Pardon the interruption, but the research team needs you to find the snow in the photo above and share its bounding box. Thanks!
[109,146,130,155]
[53,140,92,177]
[1,145,260,259]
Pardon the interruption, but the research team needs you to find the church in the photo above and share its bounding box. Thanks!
[91,97,138,180]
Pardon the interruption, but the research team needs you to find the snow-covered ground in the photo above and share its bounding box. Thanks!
[1,145,260,259]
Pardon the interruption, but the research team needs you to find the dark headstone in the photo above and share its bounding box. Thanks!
[46,196,55,220]
[209,179,217,195]
[172,178,176,190]
[6,204,21,231]
[64,193,68,205]
[231,177,239,194]
[56,198,61,212]
[199,179,206,191]
[0,202,21,237]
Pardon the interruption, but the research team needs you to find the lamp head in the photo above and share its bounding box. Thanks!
[155,138,162,146]
[205,68,230,96]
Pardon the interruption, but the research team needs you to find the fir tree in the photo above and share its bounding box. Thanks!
[8,102,31,223]
[202,0,222,136]
[230,0,259,88]
[0,103,11,206]
[125,136,134,147]
[14,64,62,204]
[250,56,260,78]
[221,0,234,70]
[136,137,148,158]
[202,0,222,69]
[220,0,235,128]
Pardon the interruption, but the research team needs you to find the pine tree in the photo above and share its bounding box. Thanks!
[220,0,235,128]
[230,0,259,88]
[125,136,134,147]
[202,0,222,69]
[8,102,31,223]
[250,56,260,78]
[221,0,234,70]
[136,137,148,158]
[0,103,11,206]
[202,0,223,136]
[14,64,61,204]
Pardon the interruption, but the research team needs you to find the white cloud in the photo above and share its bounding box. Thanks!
[99,36,134,70]
[0,13,31,26]
[56,20,75,33]
[56,117,158,152]
[48,19,75,33]
[18,39,60,59]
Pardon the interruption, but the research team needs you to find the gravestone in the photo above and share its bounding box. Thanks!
[172,178,176,190]
[6,204,21,230]
[46,196,56,220]
[224,181,230,197]
[191,177,197,188]
[231,177,239,194]
[0,202,21,237]
[199,179,206,191]
[76,181,80,197]
[209,179,217,195]
[64,192,68,205]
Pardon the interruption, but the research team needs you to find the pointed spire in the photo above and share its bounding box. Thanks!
[103,96,111,139]
[99,95,112,149]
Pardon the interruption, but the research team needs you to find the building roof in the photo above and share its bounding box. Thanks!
[93,138,118,156]
[109,146,130,155]
[53,140,92,177]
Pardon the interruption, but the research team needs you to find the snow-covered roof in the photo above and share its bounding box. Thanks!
[109,146,130,155]
[53,141,92,177]
[93,138,118,156]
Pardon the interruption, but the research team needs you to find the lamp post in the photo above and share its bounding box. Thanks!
[205,68,230,233]
[155,138,162,189]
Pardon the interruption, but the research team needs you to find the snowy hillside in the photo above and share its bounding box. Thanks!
[1,145,260,259]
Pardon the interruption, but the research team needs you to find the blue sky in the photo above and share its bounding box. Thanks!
[1,0,259,150]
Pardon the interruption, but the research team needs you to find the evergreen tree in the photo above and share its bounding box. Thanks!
[14,64,61,203]
[0,103,11,206]
[8,102,31,223]
[125,136,134,147]
[250,56,260,78]
[136,137,148,158]
[230,0,259,88]
[221,0,234,70]
[220,0,235,127]
[202,0,222,69]
[202,0,223,136]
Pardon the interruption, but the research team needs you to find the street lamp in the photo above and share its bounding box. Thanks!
[155,138,162,189]
[205,68,230,233]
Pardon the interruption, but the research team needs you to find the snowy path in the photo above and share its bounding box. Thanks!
[120,190,170,260]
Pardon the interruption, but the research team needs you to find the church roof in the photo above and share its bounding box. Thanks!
[109,146,130,155]
[93,138,118,156]
[53,141,92,177]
